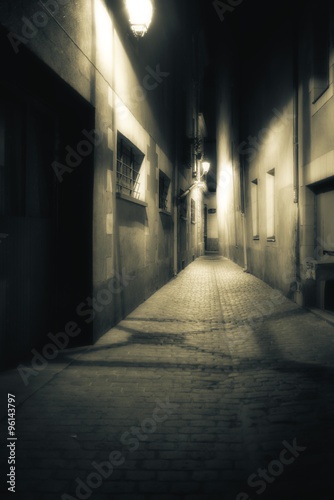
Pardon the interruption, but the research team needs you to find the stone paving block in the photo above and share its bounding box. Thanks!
[126,470,156,481]
[170,481,201,493]
[169,459,205,470]
[150,496,181,500]
[98,481,136,493]
[142,460,169,470]
[138,481,171,493]
[157,470,189,482]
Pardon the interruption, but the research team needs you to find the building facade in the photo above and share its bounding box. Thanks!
[216,0,334,311]
[0,0,207,368]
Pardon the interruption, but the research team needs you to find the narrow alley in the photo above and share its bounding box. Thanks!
[1,1,334,498]
[1,255,334,500]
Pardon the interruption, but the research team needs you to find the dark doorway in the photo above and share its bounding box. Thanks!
[54,97,94,347]
[325,281,334,312]
[0,29,94,368]
[204,204,208,250]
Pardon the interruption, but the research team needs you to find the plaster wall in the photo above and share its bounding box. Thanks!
[0,0,203,364]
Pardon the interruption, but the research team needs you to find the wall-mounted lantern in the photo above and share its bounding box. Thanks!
[179,160,211,200]
[202,161,211,175]
[126,0,153,38]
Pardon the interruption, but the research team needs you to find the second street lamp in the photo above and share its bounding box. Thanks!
[125,0,153,38]
[179,161,211,200]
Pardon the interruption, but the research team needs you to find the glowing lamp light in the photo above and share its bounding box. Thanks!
[197,181,206,190]
[126,0,153,38]
[202,161,211,175]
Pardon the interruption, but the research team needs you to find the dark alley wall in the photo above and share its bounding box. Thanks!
[0,0,206,367]
[297,0,334,308]
[216,42,244,269]
[241,16,297,296]
[216,0,334,309]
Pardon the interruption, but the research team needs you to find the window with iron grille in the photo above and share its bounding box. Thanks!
[117,133,144,199]
[191,198,195,223]
[312,0,330,102]
[179,189,187,219]
[159,170,170,211]
[266,169,275,242]
[251,179,259,239]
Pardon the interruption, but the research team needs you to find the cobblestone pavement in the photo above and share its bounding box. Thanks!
[1,255,334,500]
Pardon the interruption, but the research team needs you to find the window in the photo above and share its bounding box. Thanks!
[266,169,275,241]
[117,133,144,199]
[251,179,259,239]
[159,170,170,212]
[316,189,334,262]
[191,198,196,223]
[179,190,187,219]
[312,0,330,102]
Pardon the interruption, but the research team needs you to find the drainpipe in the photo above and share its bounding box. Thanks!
[293,31,299,205]
[240,156,248,272]
[194,31,201,255]
[293,2,301,299]
[238,60,248,272]
[173,158,178,276]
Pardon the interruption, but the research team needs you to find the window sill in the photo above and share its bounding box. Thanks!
[312,85,330,104]
[116,193,148,207]
[310,65,334,115]
[311,84,333,115]
[159,209,172,216]
[180,216,188,221]
[191,221,196,225]
[253,236,260,241]
[267,237,276,243]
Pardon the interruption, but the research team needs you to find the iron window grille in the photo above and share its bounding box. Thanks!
[179,189,187,219]
[312,0,330,102]
[191,198,195,223]
[251,179,259,240]
[266,169,275,242]
[117,134,143,198]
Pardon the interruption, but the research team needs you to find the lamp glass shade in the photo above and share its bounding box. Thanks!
[202,161,210,174]
[126,0,153,37]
